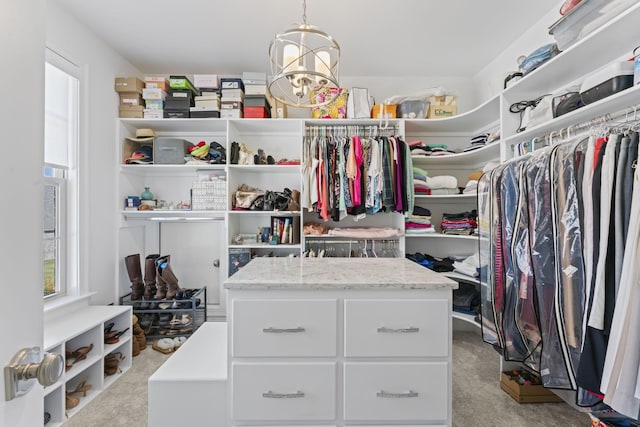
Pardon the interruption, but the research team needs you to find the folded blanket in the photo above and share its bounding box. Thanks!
[425,175,458,189]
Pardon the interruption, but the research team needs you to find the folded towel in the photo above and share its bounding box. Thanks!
[425,175,458,189]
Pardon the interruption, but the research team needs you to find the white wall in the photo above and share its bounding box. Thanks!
[472,2,563,103]
[47,2,142,304]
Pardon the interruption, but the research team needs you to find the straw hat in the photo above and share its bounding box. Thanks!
[126,128,156,142]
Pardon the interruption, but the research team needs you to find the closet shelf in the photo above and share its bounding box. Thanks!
[228,210,301,216]
[414,194,477,201]
[502,2,640,98]
[411,142,500,165]
[503,84,640,147]
[404,95,500,133]
[120,164,226,175]
[121,210,225,221]
[119,117,227,133]
[228,243,300,249]
[227,164,300,173]
[405,234,478,242]
[452,311,481,329]
[444,271,480,285]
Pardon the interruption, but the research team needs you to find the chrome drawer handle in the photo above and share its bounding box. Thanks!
[262,326,306,333]
[377,326,419,333]
[262,390,305,399]
[376,390,419,398]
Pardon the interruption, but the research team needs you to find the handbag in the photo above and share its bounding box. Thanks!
[263,188,295,211]
[234,184,264,209]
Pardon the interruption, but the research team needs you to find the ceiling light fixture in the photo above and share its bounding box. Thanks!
[268,0,340,108]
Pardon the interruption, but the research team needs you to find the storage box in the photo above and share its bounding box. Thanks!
[144,77,170,91]
[145,99,164,110]
[579,61,634,105]
[163,110,190,119]
[500,372,563,404]
[221,101,243,110]
[397,99,429,119]
[119,105,144,118]
[220,109,243,119]
[153,138,192,164]
[142,88,167,100]
[144,109,164,119]
[428,95,457,118]
[371,104,397,119]
[244,106,270,119]
[169,75,200,96]
[244,95,271,109]
[115,77,144,93]
[165,97,194,110]
[169,89,194,99]
[220,78,245,92]
[189,109,221,119]
[120,93,144,106]
[193,74,219,89]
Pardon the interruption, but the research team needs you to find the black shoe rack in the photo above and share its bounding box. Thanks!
[120,287,207,341]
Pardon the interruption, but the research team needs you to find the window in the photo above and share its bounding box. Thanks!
[44,50,79,298]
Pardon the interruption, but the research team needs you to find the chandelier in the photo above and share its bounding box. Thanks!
[268,0,340,108]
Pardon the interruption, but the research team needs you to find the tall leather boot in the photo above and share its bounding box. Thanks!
[124,254,144,301]
[159,259,184,300]
[154,255,170,300]
[143,254,160,299]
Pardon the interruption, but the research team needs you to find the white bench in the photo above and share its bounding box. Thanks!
[148,322,227,426]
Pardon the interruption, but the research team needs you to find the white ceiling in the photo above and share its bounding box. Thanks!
[53,0,561,78]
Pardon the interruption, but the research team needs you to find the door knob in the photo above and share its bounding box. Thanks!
[4,347,63,401]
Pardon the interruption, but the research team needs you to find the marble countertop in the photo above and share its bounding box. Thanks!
[224,257,458,290]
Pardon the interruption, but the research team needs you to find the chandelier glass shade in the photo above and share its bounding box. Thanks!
[268,2,340,108]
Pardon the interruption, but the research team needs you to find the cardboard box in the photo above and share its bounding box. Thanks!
[119,105,144,118]
[145,99,164,110]
[120,93,144,106]
[169,75,199,96]
[115,77,144,94]
[427,95,457,118]
[189,109,221,119]
[220,109,243,119]
[221,101,243,110]
[144,110,164,119]
[500,372,563,404]
[195,100,220,109]
[220,78,245,91]
[144,76,170,91]
[163,110,190,119]
[142,88,167,100]
[244,106,270,119]
[165,97,194,110]
[193,74,219,89]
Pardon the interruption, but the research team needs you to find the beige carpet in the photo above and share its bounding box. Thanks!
[64,328,590,427]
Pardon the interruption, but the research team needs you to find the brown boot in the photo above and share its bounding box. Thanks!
[131,335,140,357]
[124,254,144,300]
[154,255,170,300]
[159,260,184,300]
[143,254,160,299]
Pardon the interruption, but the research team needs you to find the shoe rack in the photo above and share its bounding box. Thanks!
[43,305,132,426]
[120,286,207,340]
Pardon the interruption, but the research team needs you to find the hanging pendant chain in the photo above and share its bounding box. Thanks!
[302,0,307,24]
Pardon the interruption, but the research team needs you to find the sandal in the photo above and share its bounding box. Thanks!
[104,322,115,334]
[65,392,80,410]
[104,352,124,376]
[172,336,187,349]
[152,338,174,354]
[104,327,130,344]
[68,377,92,397]
[68,343,94,367]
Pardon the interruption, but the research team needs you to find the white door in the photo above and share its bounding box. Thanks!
[0,0,46,425]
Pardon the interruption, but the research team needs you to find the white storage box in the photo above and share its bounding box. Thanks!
[579,61,634,105]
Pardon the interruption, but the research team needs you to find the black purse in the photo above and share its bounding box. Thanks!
[263,188,294,211]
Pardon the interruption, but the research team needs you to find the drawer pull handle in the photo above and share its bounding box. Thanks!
[262,327,306,333]
[377,326,419,333]
[262,390,305,399]
[376,390,419,398]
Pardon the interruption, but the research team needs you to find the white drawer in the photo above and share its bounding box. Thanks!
[343,362,448,422]
[232,299,337,357]
[344,299,449,357]
[232,362,336,421]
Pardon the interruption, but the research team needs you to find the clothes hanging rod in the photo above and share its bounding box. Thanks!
[304,238,400,244]
[529,102,640,146]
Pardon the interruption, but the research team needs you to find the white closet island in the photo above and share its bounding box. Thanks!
[224,257,457,427]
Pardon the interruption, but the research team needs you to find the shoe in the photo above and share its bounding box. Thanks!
[135,332,147,350]
[154,255,170,299]
[152,338,175,354]
[267,155,275,165]
[139,314,155,334]
[68,343,94,367]
[104,352,124,376]
[132,335,140,357]
[68,377,92,397]
[104,322,115,334]
[44,412,51,425]
[104,327,129,345]
[230,141,240,164]
[143,254,160,298]
[65,393,80,410]
[124,254,144,301]
[158,258,184,299]
[172,336,187,350]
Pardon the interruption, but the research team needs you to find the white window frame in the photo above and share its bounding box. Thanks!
[44,48,80,300]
